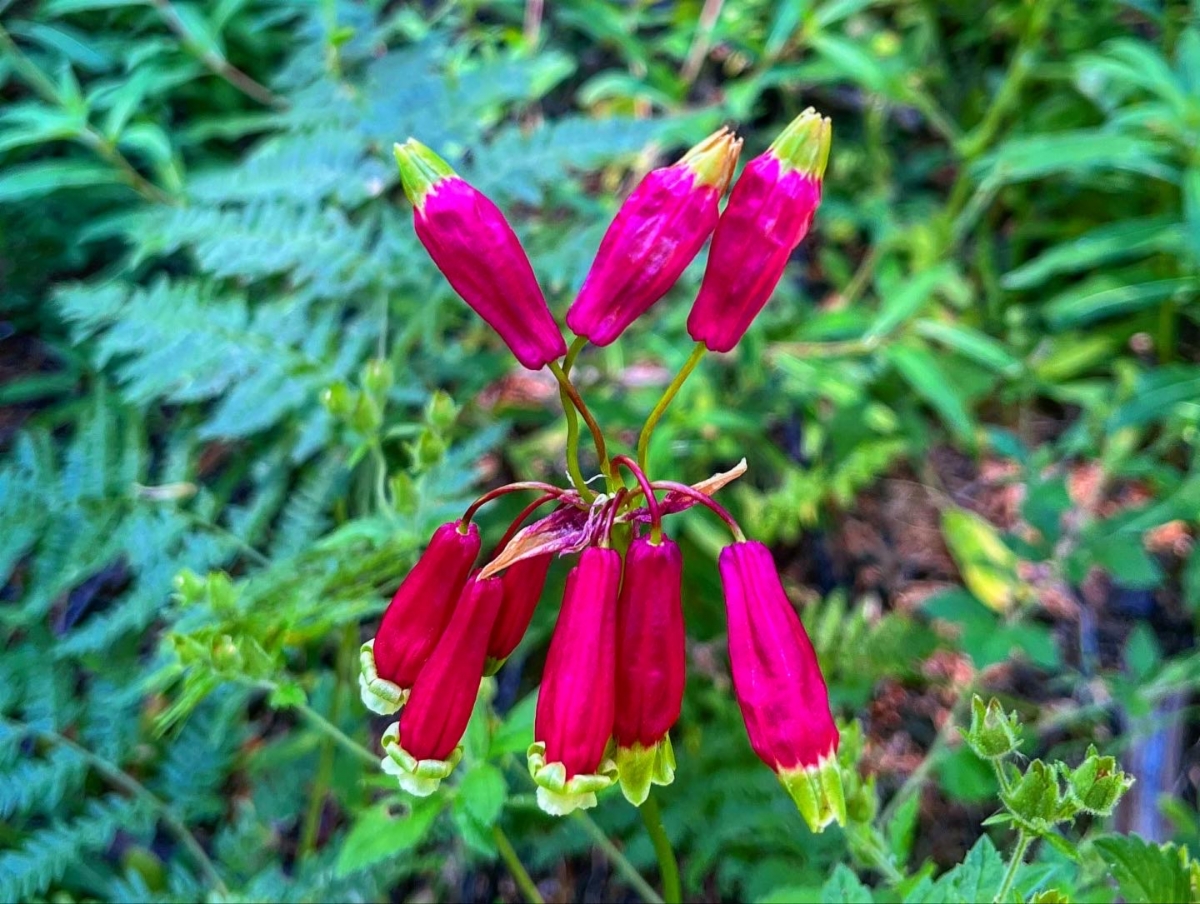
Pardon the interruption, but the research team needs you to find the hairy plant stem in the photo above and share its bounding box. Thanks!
[640,793,682,904]
[493,825,544,903]
[637,343,705,476]
[1,715,229,894]
[849,823,905,885]
[558,337,595,500]
[548,358,613,490]
[994,831,1030,903]
[573,812,664,904]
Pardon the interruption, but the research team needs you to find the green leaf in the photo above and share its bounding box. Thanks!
[936,835,1005,900]
[1108,367,1200,429]
[1084,533,1162,589]
[455,762,507,829]
[0,160,122,201]
[1001,216,1183,290]
[490,691,537,757]
[819,864,873,903]
[1124,623,1162,682]
[1043,277,1194,329]
[865,265,955,342]
[888,343,975,444]
[914,320,1021,375]
[975,131,1172,185]
[334,798,442,877]
[886,791,921,867]
[1092,835,1195,904]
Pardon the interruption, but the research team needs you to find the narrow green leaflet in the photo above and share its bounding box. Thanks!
[887,343,974,444]
[914,320,1020,375]
[1043,277,1194,329]
[974,131,1172,185]
[0,160,122,201]
[865,265,954,343]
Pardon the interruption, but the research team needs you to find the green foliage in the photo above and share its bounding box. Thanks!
[4,0,1200,901]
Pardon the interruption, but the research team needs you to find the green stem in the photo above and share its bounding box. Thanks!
[1,716,228,895]
[547,359,611,486]
[299,626,356,856]
[250,680,379,768]
[637,343,705,476]
[993,831,1030,903]
[991,758,1014,797]
[640,793,682,904]
[558,338,594,500]
[573,811,664,904]
[852,824,905,885]
[493,825,544,903]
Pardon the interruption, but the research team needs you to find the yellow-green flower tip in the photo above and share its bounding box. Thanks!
[679,127,743,192]
[380,722,462,797]
[768,108,832,179]
[359,639,407,715]
[527,741,617,816]
[393,138,457,208]
[777,751,846,833]
[615,737,677,806]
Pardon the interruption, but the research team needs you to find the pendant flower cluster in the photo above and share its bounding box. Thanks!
[362,110,843,832]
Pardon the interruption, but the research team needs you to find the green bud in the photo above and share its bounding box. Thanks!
[207,572,237,612]
[1001,759,1065,834]
[350,394,382,434]
[1068,745,1134,817]
[173,569,206,603]
[362,358,394,399]
[321,382,357,420]
[389,472,419,515]
[416,429,446,468]
[963,696,1022,760]
[426,390,459,432]
[767,107,832,178]
[394,139,456,209]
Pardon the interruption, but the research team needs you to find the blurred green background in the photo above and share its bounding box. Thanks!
[2,0,1199,901]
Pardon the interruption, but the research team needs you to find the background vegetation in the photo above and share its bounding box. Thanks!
[2,0,1199,900]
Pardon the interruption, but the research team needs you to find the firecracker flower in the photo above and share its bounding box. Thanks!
[720,540,845,832]
[365,116,843,829]
[687,108,831,353]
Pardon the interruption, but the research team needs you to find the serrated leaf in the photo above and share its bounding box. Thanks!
[936,835,1005,901]
[334,798,442,877]
[820,864,873,903]
[1093,834,1194,904]
[455,763,507,829]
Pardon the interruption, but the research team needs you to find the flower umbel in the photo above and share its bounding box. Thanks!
[529,547,621,815]
[720,540,845,832]
[687,109,831,353]
[394,139,567,370]
[360,520,479,715]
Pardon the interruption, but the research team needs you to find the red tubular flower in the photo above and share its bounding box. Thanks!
[380,574,503,795]
[613,535,685,805]
[359,520,479,715]
[485,553,553,675]
[565,128,742,346]
[686,109,831,353]
[528,547,621,815]
[719,540,845,832]
[394,139,567,370]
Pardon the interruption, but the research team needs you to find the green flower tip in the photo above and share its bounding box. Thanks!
[393,138,456,208]
[778,751,846,833]
[358,639,407,715]
[615,737,677,807]
[768,108,832,179]
[380,722,462,797]
[527,741,617,816]
[679,127,742,192]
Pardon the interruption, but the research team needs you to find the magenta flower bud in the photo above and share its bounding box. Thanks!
[359,520,480,714]
[380,574,503,796]
[565,129,742,346]
[485,553,553,675]
[720,540,845,832]
[687,109,831,353]
[528,547,621,815]
[613,536,685,805]
[394,139,567,370]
